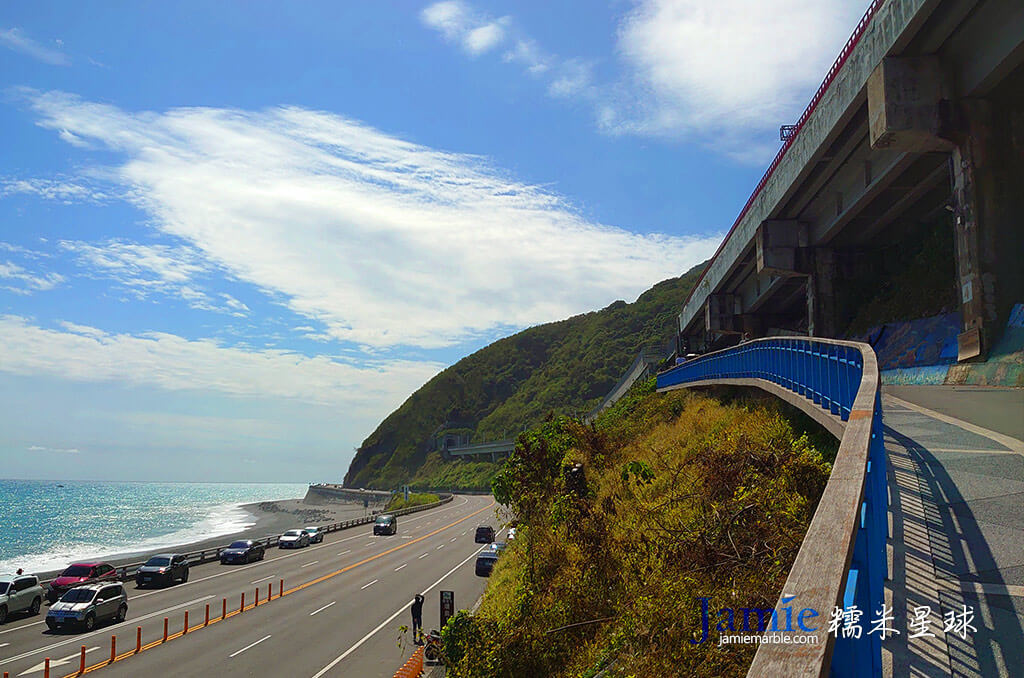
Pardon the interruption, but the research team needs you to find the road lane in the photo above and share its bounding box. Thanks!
[0,495,491,676]
[75,496,500,677]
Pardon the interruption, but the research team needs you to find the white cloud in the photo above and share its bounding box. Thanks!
[421,2,509,56]
[0,315,443,413]
[0,27,69,66]
[0,260,64,294]
[615,0,865,144]
[25,90,720,349]
[422,0,865,161]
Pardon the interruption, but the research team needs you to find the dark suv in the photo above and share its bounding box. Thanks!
[373,514,397,535]
[474,525,495,543]
[135,554,189,588]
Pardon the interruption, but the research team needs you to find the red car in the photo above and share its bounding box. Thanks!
[46,563,118,603]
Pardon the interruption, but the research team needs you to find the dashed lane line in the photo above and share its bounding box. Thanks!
[394,564,406,572]
[300,561,319,568]
[309,602,336,617]
[310,544,488,678]
[360,580,378,590]
[229,634,271,658]
[251,576,275,584]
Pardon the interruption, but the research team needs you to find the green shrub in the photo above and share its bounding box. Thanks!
[444,389,831,677]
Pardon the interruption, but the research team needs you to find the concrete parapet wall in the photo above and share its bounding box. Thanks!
[304,484,391,504]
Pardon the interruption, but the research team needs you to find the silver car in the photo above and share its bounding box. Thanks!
[46,582,128,632]
[0,573,44,624]
[278,529,310,548]
[303,526,324,544]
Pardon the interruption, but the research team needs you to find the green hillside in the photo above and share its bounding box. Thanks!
[343,262,707,490]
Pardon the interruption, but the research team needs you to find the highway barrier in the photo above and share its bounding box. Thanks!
[393,646,425,678]
[36,493,455,590]
[657,337,884,678]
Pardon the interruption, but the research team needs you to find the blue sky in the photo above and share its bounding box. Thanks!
[0,1,865,482]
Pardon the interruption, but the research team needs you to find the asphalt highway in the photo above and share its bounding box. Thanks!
[0,494,501,677]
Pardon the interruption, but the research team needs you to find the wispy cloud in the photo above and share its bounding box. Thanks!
[422,0,865,162]
[0,260,64,294]
[0,315,443,414]
[23,89,720,349]
[57,239,250,316]
[1,178,110,203]
[0,27,70,66]
[28,444,80,454]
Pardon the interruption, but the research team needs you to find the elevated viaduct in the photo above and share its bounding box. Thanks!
[679,0,1023,364]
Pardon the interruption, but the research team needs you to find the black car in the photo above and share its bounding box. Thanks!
[135,554,189,588]
[475,550,499,577]
[474,525,495,543]
[373,514,397,535]
[220,540,265,564]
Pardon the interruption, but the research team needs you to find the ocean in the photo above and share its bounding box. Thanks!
[0,479,306,574]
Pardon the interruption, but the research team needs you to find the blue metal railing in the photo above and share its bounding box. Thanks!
[657,337,886,677]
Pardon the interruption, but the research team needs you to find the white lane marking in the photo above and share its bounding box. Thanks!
[394,564,407,572]
[310,545,488,678]
[229,634,272,658]
[436,544,445,550]
[450,537,457,542]
[18,646,99,676]
[337,550,351,556]
[0,595,214,666]
[310,602,336,616]
[300,561,319,568]
[418,553,429,559]
[460,531,467,536]
[0,642,9,648]
[0,495,477,638]
[251,575,275,584]
[360,580,378,590]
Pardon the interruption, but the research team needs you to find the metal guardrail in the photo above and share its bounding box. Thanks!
[657,338,885,677]
[39,494,454,590]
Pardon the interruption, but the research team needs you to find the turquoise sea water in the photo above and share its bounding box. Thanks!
[0,479,306,574]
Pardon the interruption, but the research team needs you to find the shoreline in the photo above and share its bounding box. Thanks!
[29,497,376,581]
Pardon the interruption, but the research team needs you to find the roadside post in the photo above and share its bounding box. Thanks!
[440,590,454,628]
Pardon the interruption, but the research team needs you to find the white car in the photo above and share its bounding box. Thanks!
[0,573,44,624]
[279,529,310,548]
[303,527,324,544]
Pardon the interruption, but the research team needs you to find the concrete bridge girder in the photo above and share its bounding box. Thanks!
[678,0,1023,356]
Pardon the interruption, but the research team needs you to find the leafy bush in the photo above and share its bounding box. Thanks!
[385,492,439,511]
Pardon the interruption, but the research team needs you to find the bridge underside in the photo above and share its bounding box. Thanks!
[681,0,1024,363]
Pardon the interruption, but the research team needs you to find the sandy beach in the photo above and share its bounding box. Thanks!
[34,496,381,581]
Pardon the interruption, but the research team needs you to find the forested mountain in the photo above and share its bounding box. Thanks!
[343,261,707,489]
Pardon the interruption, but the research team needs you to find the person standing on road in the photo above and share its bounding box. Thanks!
[411,594,424,645]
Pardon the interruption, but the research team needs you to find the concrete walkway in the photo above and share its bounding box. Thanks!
[882,386,1024,677]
